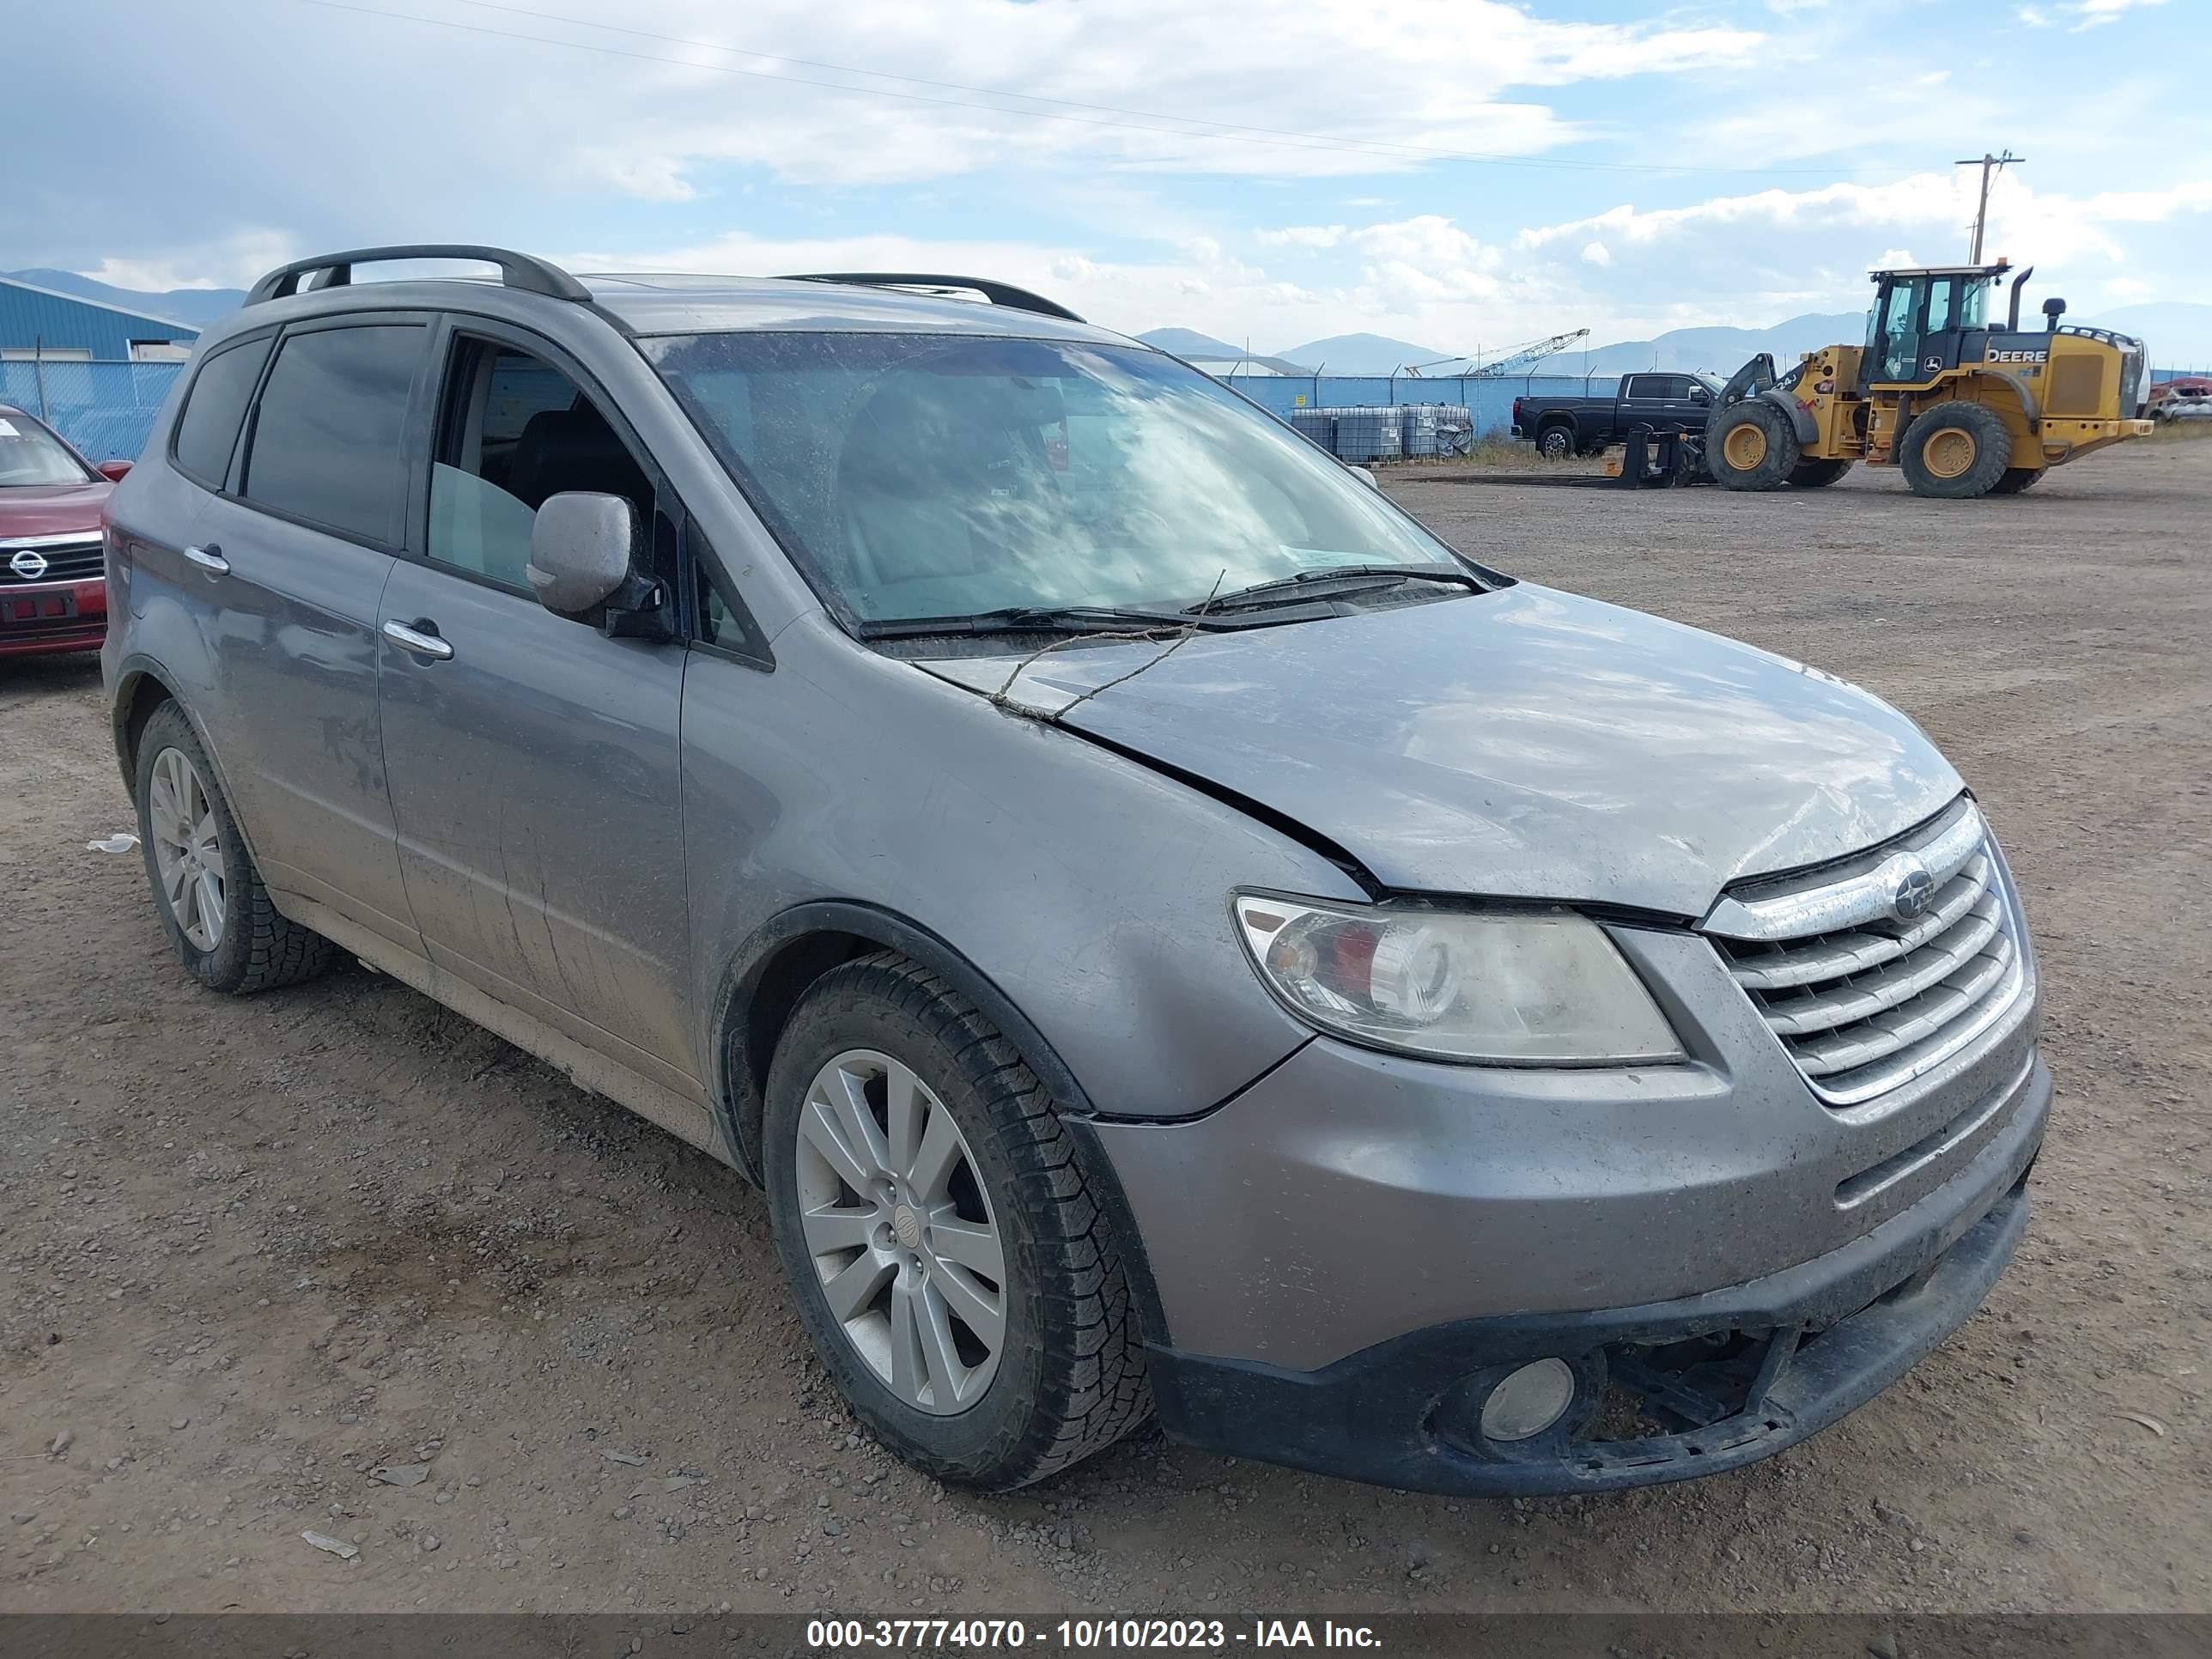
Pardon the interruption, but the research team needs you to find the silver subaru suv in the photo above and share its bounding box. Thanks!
[101,246,2045,1495]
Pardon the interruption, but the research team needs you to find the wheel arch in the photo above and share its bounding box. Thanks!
[1759,388,1820,447]
[709,899,1171,1347]
[110,657,270,870]
[110,656,182,799]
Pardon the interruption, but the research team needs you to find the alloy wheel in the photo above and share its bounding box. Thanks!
[148,746,227,951]
[793,1048,1007,1414]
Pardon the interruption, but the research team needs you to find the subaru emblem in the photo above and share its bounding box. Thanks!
[1889,857,1936,923]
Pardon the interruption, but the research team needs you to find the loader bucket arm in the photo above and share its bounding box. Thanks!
[1716,353,1778,410]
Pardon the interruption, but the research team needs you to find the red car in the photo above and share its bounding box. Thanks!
[0,403,130,659]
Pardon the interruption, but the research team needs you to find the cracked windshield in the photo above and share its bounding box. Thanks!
[647,332,1458,623]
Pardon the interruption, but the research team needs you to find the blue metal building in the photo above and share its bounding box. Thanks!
[1,275,199,460]
[0,275,198,359]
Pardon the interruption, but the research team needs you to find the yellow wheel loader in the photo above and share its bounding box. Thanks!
[1706,262,2153,499]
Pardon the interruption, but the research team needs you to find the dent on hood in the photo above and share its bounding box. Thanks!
[915,586,1963,916]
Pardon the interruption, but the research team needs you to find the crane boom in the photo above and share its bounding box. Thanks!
[1468,328,1590,378]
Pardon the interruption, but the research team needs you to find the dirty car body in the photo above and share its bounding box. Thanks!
[101,249,2045,1496]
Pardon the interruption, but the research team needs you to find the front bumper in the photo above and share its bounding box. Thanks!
[0,576,106,656]
[1143,1061,2043,1495]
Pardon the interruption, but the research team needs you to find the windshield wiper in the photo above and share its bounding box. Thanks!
[856,604,1209,641]
[1189,563,1482,614]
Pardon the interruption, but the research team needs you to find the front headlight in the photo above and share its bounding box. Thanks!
[1231,894,1682,1065]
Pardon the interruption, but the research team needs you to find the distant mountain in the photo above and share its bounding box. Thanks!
[1273,332,1460,374]
[2,269,245,328]
[1137,327,1311,376]
[1136,326,1243,358]
[2077,302,2212,367]
[1522,313,1860,378]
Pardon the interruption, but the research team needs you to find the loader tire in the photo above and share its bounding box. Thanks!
[1706,402,1800,491]
[1787,459,1854,489]
[1990,466,2044,495]
[1899,403,2012,499]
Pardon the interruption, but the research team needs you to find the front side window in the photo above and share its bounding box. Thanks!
[0,410,94,488]
[172,336,273,487]
[242,324,425,544]
[428,338,651,590]
[647,332,1457,625]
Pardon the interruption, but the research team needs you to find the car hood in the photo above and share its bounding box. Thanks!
[917,585,1962,917]
[0,481,110,539]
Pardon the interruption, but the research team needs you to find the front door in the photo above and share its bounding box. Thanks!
[375,322,696,1087]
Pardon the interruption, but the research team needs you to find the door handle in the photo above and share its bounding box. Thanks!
[182,544,228,573]
[382,618,454,661]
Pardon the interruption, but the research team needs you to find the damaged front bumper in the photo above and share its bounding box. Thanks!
[1141,1062,2044,1496]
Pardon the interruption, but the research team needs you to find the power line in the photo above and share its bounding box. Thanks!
[273,0,1893,180]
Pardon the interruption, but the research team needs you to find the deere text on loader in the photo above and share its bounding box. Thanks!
[1705,262,2152,498]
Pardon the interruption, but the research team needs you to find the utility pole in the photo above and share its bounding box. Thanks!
[1955,150,2024,264]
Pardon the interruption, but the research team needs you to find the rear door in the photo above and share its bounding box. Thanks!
[374,318,696,1088]
[1622,373,1700,433]
[185,314,432,949]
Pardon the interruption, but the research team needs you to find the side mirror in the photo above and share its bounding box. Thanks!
[527,491,636,616]
[1353,465,1381,489]
[97,459,132,482]
[1691,388,1711,404]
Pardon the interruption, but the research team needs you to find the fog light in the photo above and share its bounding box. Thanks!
[1479,1358,1577,1442]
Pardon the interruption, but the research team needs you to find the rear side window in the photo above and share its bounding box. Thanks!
[171,337,272,487]
[243,325,425,544]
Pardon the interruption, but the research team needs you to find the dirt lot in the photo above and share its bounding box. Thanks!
[3,440,2207,1619]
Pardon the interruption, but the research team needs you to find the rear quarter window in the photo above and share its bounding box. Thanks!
[171,337,274,488]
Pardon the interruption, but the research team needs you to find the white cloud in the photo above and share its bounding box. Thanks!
[1256,226,1348,249]
[1581,241,1612,267]
[2019,0,2166,26]
[81,230,301,292]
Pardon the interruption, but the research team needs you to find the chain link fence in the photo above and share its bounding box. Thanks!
[1,356,184,462]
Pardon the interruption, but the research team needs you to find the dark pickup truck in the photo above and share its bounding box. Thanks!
[1512,373,1722,459]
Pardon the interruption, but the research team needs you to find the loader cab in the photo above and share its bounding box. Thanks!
[1861,264,2004,390]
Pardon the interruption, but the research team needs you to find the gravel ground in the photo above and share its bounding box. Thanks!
[2,440,2206,1617]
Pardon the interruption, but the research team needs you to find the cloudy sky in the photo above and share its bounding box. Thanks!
[15,0,2204,353]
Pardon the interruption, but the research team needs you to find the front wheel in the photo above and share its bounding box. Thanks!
[1706,402,1801,490]
[1899,402,2013,499]
[763,953,1151,1489]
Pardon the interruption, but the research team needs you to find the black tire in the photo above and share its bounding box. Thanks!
[1990,466,2043,495]
[1706,401,1800,490]
[1787,458,1854,489]
[1534,423,1577,460]
[763,952,1151,1490]
[133,702,334,994]
[1899,401,2013,499]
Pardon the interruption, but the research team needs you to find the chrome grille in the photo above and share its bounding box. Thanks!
[1705,799,2027,1107]
[1,537,105,585]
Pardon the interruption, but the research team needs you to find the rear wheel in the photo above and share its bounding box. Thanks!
[134,702,334,994]
[763,953,1150,1490]
[1899,402,2012,499]
[1706,402,1800,491]
[1990,466,2044,495]
[1535,423,1577,460]
[1787,458,1853,489]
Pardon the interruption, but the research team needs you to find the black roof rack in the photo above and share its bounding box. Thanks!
[246,245,591,307]
[779,272,1084,324]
